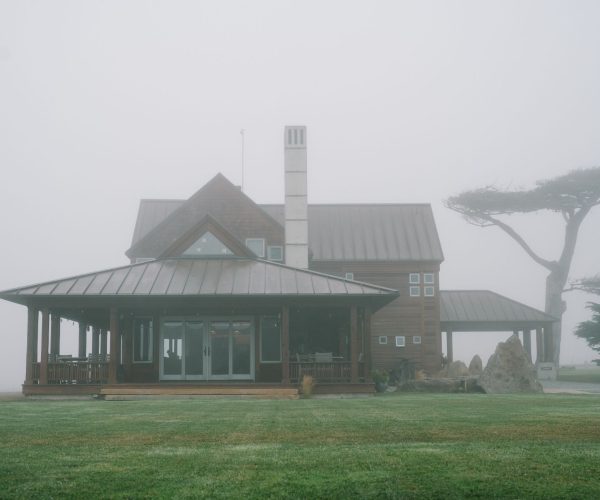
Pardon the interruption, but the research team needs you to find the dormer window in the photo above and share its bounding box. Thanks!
[183,231,234,257]
[245,238,266,258]
[267,245,283,261]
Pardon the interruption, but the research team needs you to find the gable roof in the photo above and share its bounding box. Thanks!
[261,204,443,262]
[0,258,399,306]
[126,174,284,260]
[128,198,444,262]
[440,290,556,330]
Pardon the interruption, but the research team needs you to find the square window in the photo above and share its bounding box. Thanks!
[245,238,265,258]
[409,273,420,284]
[345,272,354,280]
[378,336,387,345]
[423,273,434,284]
[267,245,283,261]
[413,336,422,345]
[424,286,435,297]
[395,336,405,347]
[410,286,421,297]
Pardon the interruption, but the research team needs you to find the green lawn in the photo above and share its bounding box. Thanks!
[1,394,600,499]
[558,367,600,384]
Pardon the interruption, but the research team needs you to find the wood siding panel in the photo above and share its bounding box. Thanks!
[311,260,441,375]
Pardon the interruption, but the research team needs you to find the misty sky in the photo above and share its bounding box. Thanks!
[1,1,599,390]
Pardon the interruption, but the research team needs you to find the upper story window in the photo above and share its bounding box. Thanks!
[245,238,266,258]
[424,273,435,285]
[409,273,420,285]
[267,245,283,261]
[345,272,354,280]
[183,231,233,257]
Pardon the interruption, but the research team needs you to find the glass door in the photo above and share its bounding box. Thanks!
[160,317,254,381]
[184,321,205,379]
[161,321,184,380]
[208,319,254,380]
[209,321,230,378]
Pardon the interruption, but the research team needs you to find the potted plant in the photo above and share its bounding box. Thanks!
[372,370,389,393]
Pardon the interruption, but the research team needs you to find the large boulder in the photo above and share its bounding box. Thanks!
[447,360,470,378]
[479,334,542,394]
[468,355,483,376]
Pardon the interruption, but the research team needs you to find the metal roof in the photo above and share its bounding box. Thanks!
[126,174,285,260]
[262,204,443,262]
[0,258,399,304]
[440,290,556,328]
[128,198,444,262]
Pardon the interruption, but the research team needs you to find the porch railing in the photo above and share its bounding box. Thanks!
[290,361,365,383]
[31,361,109,384]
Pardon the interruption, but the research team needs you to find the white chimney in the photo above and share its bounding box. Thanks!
[284,125,308,269]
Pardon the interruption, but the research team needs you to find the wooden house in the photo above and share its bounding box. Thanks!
[0,126,556,396]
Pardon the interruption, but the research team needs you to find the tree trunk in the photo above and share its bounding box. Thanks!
[545,269,568,367]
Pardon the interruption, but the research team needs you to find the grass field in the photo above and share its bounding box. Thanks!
[1,394,600,499]
[558,367,600,384]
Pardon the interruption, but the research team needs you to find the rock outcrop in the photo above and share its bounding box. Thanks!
[468,355,483,376]
[478,334,542,394]
[447,360,470,378]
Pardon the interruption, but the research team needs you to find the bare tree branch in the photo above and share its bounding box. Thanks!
[485,215,556,271]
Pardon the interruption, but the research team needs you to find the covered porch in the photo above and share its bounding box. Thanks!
[440,290,558,364]
[1,258,397,395]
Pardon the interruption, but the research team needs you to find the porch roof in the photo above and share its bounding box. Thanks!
[0,258,399,306]
[440,290,556,331]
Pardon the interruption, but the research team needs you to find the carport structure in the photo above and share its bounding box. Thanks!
[440,290,557,364]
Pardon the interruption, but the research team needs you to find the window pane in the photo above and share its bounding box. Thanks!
[232,321,252,375]
[162,322,183,375]
[246,238,265,258]
[268,246,283,261]
[183,231,233,256]
[185,321,204,376]
[261,316,281,362]
[209,321,230,376]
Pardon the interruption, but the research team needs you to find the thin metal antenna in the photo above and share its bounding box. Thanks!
[240,128,245,192]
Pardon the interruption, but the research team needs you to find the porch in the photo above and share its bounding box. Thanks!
[1,257,398,395]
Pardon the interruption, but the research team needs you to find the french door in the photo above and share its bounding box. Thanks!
[160,318,254,381]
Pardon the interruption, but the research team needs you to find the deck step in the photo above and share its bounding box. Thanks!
[100,386,299,399]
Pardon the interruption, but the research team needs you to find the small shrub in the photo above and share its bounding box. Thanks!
[371,370,389,384]
[301,375,314,398]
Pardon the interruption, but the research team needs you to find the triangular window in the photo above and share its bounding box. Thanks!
[182,231,234,257]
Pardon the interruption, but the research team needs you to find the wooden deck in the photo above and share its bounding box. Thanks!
[22,382,374,398]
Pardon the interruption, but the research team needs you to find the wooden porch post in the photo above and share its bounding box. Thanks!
[25,306,38,384]
[523,329,532,362]
[363,306,372,382]
[535,327,544,364]
[91,327,100,356]
[50,313,60,355]
[122,318,132,381]
[108,308,120,384]
[78,323,87,358]
[40,309,50,385]
[281,305,290,385]
[446,330,453,363]
[544,325,553,363]
[350,305,358,383]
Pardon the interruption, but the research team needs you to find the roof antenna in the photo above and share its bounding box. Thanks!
[240,128,245,192]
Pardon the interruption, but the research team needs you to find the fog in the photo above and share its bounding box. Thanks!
[1,1,599,391]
